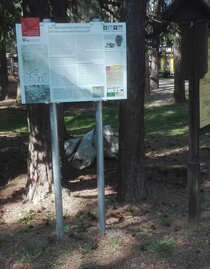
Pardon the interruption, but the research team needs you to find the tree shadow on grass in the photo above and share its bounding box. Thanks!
[64,159,119,194]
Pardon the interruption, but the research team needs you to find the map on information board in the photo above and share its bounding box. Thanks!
[16,21,127,104]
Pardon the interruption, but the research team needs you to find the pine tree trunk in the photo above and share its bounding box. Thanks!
[16,80,21,103]
[50,0,68,22]
[26,105,53,202]
[145,52,150,100]
[22,0,52,202]
[0,42,9,100]
[174,40,186,103]
[117,0,148,202]
[150,37,160,90]
[23,0,67,202]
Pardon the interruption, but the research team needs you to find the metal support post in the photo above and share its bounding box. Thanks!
[95,101,106,233]
[50,104,64,239]
[43,18,64,239]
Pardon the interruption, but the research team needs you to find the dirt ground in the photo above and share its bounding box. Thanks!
[1,80,210,268]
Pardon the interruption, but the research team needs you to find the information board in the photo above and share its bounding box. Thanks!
[200,38,210,129]
[16,21,127,104]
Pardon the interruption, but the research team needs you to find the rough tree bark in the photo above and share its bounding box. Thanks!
[26,104,53,202]
[174,37,186,103]
[150,36,160,90]
[145,52,151,101]
[23,0,67,202]
[50,0,68,22]
[22,0,52,202]
[23,0,51,19]
[0,42,9,100]
[117,0,148,202]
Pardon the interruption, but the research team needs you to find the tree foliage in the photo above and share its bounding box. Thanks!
[66,0,123,23]
[0,0,21,100]
[0,0,21,42]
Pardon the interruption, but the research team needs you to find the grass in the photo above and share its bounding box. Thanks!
[141,237,176,253]
[19,243,43,263]
[77,234,98,255]
[0,110,28,133]
[0,234,13,247]
[0,103,188,138]
[65,211,90,234]
[64,106,119,136]
[145,104,188,138]
[108,234,121,250]
[43,212,54,225]
[19,210,36,225]
[105,228,122,252]
[64,103,188,138]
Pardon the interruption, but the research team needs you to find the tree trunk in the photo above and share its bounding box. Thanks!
[50,0,68,22]
[145,52,150,100]
[117,0,148,202]
[26,104,53,202]
[0,42,9,100]
[23,0,51,18]
[23,0,67,202]
[174,39,186,103]
[22,0,52,202]
[16,80,21,103]
[150,36,160,90]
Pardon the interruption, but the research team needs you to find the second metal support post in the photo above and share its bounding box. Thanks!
[50,103,64,239]
[95,101,106,233]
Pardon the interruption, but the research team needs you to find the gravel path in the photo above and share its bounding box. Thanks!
[146,78,189,107]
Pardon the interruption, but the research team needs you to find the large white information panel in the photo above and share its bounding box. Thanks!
[16,22,127,104]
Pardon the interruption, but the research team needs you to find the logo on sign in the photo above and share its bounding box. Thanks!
[21,18,40,37]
